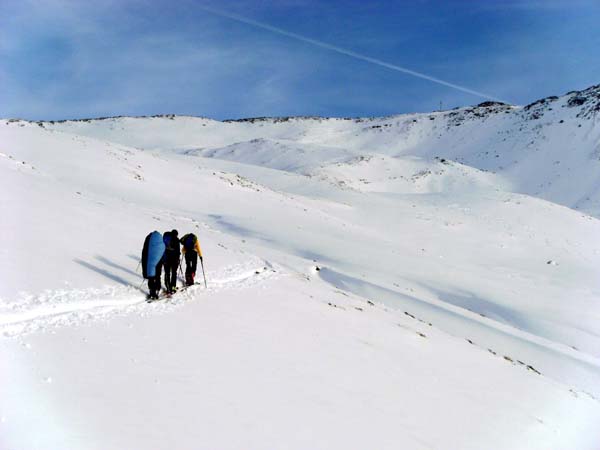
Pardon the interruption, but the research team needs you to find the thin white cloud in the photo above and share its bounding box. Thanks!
[197,4,508,103]
[477,0,595,11]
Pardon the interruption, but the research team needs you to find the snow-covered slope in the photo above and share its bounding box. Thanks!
[43,83,600,216]
[2,84,600,449]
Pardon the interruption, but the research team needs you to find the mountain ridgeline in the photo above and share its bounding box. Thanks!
[15,82,600,217]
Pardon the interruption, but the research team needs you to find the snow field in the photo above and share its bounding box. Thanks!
[2,275,599,450]
[2,84,600,449]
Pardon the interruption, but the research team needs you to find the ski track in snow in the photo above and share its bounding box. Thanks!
[0,258,279,338]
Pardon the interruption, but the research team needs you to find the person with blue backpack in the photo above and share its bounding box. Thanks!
[162,229,181,295]
[142,230,166,300]
[180,233,203,286]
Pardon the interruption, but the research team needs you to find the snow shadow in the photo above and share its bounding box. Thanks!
[208,214,336,265]
[318,266,419,309]
[208,214,277,244]
[74,259,132,286]
[320,265,527,332]
[296,249,336,265]
[318,267,537,348]
[95,255,140,278]
[423,285,529,331]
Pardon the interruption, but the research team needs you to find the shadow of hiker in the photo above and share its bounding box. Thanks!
[74,259,134,287]
[95,255,140,278]
[127,254,141,263]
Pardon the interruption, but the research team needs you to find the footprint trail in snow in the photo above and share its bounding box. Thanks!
[0,258,279,338]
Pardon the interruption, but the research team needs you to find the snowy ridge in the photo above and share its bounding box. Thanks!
[37,82,600,216]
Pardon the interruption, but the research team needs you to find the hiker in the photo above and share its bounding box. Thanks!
[163,229,181,294]
[180,232,203,286]
[142,231,166,299]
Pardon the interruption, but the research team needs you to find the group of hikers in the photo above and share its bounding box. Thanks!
[141,229,204,299]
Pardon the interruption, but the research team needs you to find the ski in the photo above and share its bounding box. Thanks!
[145,283,200,303]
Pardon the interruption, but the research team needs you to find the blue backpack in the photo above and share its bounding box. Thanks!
[142,231,166,278]
[183,234,196,251]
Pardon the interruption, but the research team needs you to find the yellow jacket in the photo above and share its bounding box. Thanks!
[181,234,203,257]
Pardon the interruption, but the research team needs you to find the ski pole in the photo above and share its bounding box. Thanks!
[200,257,208,288]
[178,256,184,280]
[136,259,141,273]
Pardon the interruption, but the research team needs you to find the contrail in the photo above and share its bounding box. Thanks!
[198,5,507,103]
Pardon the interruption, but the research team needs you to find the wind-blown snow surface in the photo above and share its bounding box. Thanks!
[2,85,600,449]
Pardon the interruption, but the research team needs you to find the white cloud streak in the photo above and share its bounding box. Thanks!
[197,4,508,103]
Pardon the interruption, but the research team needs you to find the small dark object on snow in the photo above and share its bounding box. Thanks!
[567,96,587,107]
[315,266,321,271]
[503,355,514,363]
[367,300,375,306]
[477,101,507,108]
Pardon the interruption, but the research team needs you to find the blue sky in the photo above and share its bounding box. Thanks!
[1,0,599,120]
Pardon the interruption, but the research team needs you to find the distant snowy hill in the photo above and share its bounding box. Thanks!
[1,84,600,450]
[42,83,600,216]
